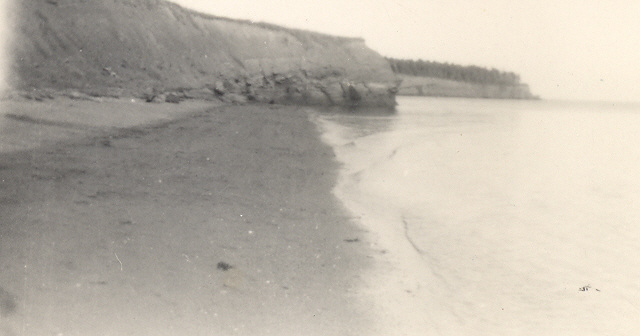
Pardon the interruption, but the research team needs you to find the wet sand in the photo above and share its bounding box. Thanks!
[0,98,372,336]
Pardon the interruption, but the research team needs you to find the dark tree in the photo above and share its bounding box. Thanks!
[385,57,521,86]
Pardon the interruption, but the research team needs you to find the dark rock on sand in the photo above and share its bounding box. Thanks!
[217,262,233,271]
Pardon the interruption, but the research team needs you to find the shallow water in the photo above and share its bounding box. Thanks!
[318,97,640,336]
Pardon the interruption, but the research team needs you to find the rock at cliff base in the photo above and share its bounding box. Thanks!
[165,93,181,104]
[213,81,226,96]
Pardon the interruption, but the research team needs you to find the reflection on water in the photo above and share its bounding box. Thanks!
[320,97,640,336]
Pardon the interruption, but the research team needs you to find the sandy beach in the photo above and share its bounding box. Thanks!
[0,98,373,336]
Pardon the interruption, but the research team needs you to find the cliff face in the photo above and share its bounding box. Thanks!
[397,75,537,100]
[10,0,399,108]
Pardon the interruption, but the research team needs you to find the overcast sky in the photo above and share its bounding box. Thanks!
[172,0,640,102]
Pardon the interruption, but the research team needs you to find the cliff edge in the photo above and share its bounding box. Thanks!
[8,0,399,108]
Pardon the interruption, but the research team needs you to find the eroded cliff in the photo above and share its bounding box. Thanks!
[9,0,399,108]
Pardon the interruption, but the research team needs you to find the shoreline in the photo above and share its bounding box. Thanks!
[315,114,438,335]
[0,98,374,335]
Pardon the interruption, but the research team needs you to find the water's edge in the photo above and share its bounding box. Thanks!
[311,112,440,336]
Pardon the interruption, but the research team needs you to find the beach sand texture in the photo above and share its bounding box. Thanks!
[0,98,372,336]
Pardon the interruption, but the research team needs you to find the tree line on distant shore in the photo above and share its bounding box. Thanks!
[386,57,521,86]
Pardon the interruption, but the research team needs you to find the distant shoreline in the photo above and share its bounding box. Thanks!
[396,74,539,100]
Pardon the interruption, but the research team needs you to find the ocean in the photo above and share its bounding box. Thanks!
[316,96,640,336]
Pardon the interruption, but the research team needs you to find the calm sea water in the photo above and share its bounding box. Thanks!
[317,96,640,336]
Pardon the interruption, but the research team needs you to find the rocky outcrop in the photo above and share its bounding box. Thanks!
[9,0,399,109]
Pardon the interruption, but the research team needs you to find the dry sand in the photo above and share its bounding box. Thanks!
[0,98,373,336]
